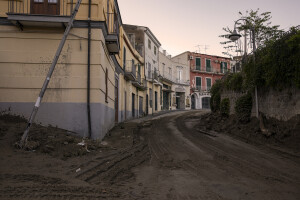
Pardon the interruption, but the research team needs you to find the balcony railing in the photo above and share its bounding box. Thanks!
[147,70,159,81]
[191,86,211,93]
[175,78,189,85]
[136,71,141,83]
[105,12,120,54]
[160,71,173,82]
[8,0,74,16]
[191,66,226,74]
[124,60,136,81]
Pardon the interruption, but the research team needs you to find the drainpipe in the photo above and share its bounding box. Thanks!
[87,0,92,138]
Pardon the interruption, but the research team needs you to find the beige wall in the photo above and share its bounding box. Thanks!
[0,25,115,109]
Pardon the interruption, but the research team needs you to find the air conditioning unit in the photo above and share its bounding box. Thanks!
[189,56,194,60]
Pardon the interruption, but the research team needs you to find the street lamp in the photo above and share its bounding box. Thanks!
[229,29,242,41]
[228,18,259,119]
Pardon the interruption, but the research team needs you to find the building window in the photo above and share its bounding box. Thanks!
[220,62,228,73]
[206,78,212,91]
[168,67,172,75]
[178,70,182,81]
[123,47,126,68]
[48,0,58,3]
[148,39,151,49]
[206,59,211,72]
[154,46,157,55]
[196,77,201,90]
[196,57,201,70]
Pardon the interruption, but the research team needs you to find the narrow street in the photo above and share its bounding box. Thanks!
[0,111,299,200]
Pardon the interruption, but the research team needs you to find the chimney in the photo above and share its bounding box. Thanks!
[163,50,166,56]
[167,55,171,59]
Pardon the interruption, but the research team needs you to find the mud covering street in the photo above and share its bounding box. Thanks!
[0,110,299,199]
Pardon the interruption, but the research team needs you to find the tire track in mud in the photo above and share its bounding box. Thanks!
[74,128,151,185]
[175,112,300,185]
[0,185,121,200]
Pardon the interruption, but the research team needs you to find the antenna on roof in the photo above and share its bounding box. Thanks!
[195,44,209,54]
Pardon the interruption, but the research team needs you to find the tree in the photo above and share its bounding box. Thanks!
[222,9,283,55]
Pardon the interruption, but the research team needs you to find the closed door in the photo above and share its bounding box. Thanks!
[114,77,118,122]
[146,95,148,115]
[132,93,135,117]
[155,92,157,111]
[139,96,143,116]
[191,95,195,109]
[31,0,60,15]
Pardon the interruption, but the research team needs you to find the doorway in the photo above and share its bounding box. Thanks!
[114,76,118,123]
[139,96,143,117]
[146,94,148,115]
[132,93,135,117]
[191,94,195,109]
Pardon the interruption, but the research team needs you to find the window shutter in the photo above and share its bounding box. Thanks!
[196,77,201,86]
[196,58,201,70]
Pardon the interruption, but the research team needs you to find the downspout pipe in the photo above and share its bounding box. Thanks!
[87,0,92,138]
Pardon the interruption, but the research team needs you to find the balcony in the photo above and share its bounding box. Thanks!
[105,12,120,54]
[160,71,173,84]
[147,70,159,82]
[132,78,147,91]
[7,0,74,28]
[175,78,190,86]
[191,86,211,93]
[124,60,136,81]
[191,66,225,74]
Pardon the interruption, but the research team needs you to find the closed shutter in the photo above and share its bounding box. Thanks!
[196,58,201,70]
[206,59,211,72]
[196,77,201,87]
[224,62,228,72]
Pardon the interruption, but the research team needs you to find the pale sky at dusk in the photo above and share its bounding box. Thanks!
[118,0,300,58]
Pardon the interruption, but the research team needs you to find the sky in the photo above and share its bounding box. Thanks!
[117,0,300,58]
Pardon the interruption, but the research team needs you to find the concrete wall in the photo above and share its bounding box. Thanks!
[221,88,300,121]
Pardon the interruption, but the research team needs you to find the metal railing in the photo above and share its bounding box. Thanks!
[161,71,173,82]
[175,78,189,85]
[142,78,147,87]
[8,0,74,16]
[136,71,141,83]
[125,60,136,78]
[191,66,226,74]
[147,70,159,80]
[106,12,119,35]
[192,86,211,92]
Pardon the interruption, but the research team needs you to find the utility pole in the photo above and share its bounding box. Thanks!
[20,0,82,148]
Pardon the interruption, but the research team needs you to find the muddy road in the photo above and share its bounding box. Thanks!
[127,110,300,199]
[0,110,299,199]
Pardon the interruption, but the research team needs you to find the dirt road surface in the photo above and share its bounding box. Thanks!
[0,110,299,199]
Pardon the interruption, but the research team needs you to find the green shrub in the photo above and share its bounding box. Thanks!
[235,93,252,123]
[210,80,222,112]
[220,98,230,117]
[210,93,221,112]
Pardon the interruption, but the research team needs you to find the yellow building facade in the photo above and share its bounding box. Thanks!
[0,0,122,139]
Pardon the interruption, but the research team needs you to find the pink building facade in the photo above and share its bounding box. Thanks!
[188,52,231,109]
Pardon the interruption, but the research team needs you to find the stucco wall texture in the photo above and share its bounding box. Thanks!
[221,87,300,121]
